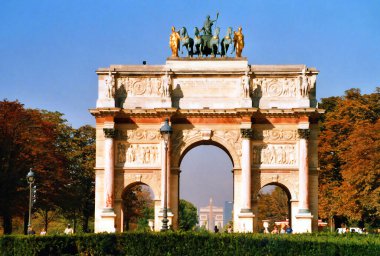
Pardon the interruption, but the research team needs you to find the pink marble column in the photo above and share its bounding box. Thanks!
[160,140,166,209]
[240,129,253,213]
[103,128,116,212]
[167,139,172,210]
[298,129,310,213]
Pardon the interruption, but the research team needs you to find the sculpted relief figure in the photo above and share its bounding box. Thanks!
[233,27,244,57]
[119,144,159,165]
[299,68,316,98]
[170,26,181,57]
[242,70,250,98]
[161,71,171,97]
[253,144,296,165]
[105,70,115,98]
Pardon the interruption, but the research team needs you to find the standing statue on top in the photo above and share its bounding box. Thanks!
[200,14,219,36]
[233,27,245,57]
[169,14,246,58]
[169,26,181,57]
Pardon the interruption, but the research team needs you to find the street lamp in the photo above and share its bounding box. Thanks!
[160,118,172,231]
[26,168,35,228]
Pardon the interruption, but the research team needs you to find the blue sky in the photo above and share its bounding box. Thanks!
[1,1,379,208]
[1,1,379,127]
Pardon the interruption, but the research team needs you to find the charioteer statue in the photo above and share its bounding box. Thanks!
[169,13,245,58]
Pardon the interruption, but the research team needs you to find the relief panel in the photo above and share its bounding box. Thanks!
[252,144,297,166]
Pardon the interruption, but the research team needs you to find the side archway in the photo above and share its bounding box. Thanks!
[120,182,155,232]
[254,181,293,233]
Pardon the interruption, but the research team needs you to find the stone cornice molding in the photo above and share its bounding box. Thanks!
[90,107,323,119]
[90,108,121,118]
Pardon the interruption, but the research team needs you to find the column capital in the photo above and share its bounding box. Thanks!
[240,128,253,139]
[297,129,310,140]
[103,128,116,138]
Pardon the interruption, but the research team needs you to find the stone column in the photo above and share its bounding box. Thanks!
[167,139,172,211]
[103,128,116,212]
[160,140,166,209]
[298,128,310,213]
[240,128,253,213]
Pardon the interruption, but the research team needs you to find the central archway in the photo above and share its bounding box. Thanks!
[179,143,234,231]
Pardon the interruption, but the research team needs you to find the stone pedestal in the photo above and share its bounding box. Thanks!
[294,213,313,233]
[238,212,255,232]
[98,211,116,233]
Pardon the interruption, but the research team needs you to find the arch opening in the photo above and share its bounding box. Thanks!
[121,182,154,232]
[179,143,234,232]
[255,183,292,233]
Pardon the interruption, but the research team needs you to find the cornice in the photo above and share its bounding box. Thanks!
[89,107,324,119]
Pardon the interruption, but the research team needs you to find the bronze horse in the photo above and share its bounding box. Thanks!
[180,27,194,57]
[220,27,233,57]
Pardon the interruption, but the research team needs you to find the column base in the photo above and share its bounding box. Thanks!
[293,213,313,233]
[97,210,116,233]
[298,209,311,214]
[237,212,255,233]
[157,211,174,231]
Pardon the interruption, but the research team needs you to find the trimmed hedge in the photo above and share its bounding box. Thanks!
[0,232,379,256]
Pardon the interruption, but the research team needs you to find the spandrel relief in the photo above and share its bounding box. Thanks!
[252,144,297,166]
[116,143,160,167]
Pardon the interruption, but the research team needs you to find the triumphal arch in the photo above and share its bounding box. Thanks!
[90,20,322,233]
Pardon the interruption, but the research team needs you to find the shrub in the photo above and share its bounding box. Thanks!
[0,232,379,256]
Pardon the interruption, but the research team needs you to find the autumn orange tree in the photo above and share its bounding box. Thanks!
[0,100,68,234]
[319,88,379,229]
[256,186,289,230]
[0,100,96,234]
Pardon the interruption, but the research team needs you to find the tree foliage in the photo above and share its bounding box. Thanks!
[0,100,67,234]
[0,100,96,234]
[122,184,154,231]
[178,199,198,231]
[256,186,289,229]
[319,88,379,227]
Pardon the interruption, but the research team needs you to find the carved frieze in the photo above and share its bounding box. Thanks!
[252,144,297,165]
[252,76,316,98]
[117,77,166,97]
[253,129,298,142]
[116,143,160,166]
[116,129,161,142]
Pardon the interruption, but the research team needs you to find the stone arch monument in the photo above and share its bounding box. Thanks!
[90,57,322,233]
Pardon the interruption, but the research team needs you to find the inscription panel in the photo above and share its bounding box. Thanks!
[172,78,241,98]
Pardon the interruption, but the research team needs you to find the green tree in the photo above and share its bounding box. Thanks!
[59,125,96,233]
[178,199,198,231]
